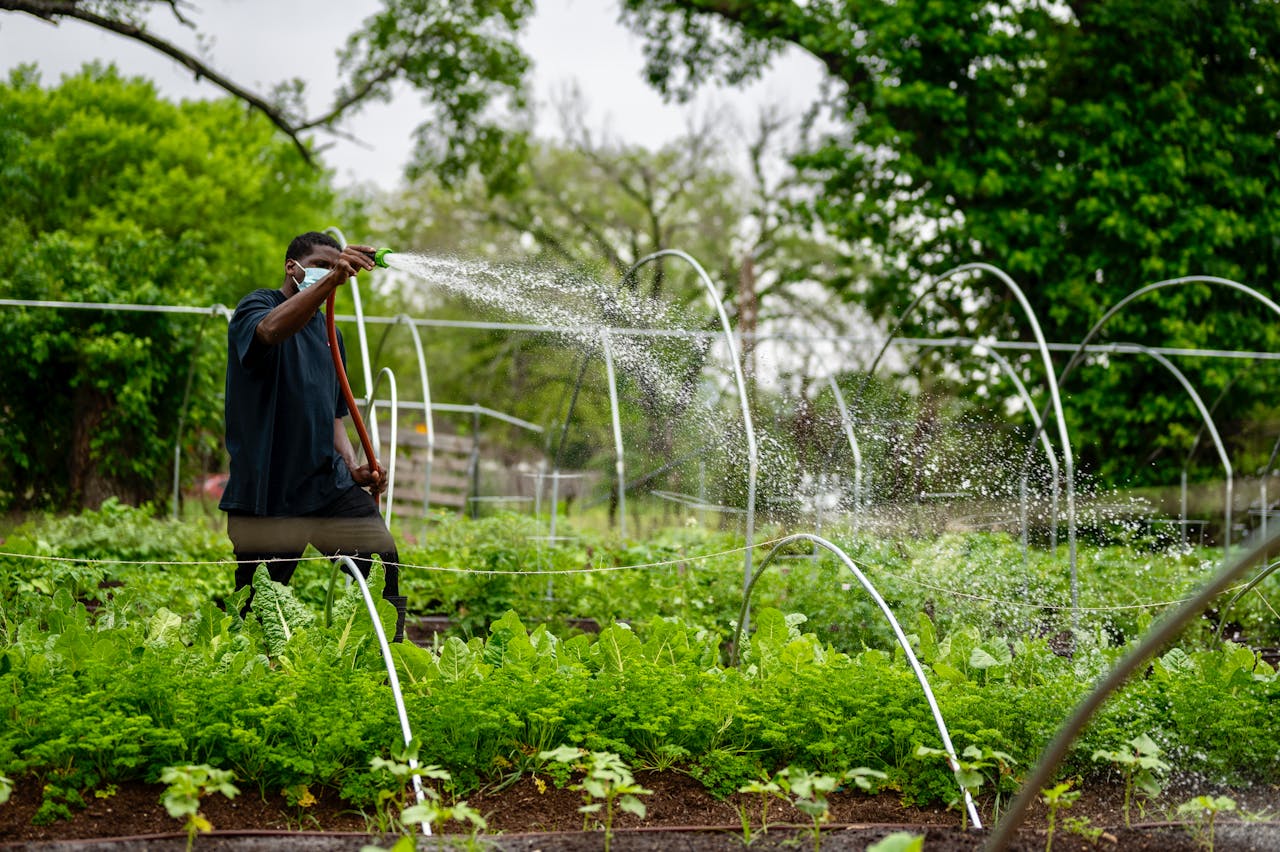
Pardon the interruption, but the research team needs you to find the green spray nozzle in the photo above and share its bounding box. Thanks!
[373,247,395,268]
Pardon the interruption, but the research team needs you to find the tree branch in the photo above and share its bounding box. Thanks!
[4,0,316,164]
[295,65,399,132]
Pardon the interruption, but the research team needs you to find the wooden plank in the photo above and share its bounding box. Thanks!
[394,472,472,491]
[393,455,474,474]
[395,493,468,509]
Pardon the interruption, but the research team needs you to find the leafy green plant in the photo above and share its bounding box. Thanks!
[249,565,316,658]
[1040,780,1081,852]
[159,765,239,852]
[773,766,885,852]
[368,741,452,834]
[1091,734,1170,828]
[5,515,1280,830]
[736,775,784,841]
[1177,795,1237,852]
[914,743,1014,829]
[539,746,651,852]
[0,774,11,803]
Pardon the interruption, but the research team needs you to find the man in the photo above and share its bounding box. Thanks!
[219,231,407,641]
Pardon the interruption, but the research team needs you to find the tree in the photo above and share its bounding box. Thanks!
[0,65,337,509]
[1,0,535,185]
[619,0,1280,485]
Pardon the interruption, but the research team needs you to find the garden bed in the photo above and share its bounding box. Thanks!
[5,509,1280,851]
[5,773,1276,851]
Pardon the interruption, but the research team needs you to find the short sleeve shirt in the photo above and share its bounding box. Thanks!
[218,288,355,516]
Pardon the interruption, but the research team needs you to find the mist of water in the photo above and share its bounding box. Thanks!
[385,251,711,411]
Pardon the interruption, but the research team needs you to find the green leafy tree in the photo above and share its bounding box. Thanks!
[0,0,535,185]
[619,0,1280,485]
[0,65,332,509]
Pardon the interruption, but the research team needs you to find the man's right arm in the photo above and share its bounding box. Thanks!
[253,267,346,346]
[253,246,376,346]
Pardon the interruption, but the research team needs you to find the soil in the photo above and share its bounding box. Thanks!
[4,772,1279,851]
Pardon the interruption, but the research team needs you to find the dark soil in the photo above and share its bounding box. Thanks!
[3,772,1278,851]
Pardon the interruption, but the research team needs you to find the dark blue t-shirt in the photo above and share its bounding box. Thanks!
[219,288,355,516]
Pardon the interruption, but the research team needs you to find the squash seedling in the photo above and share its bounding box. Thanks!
[1039,779,1081,852]
[774,766,886,852]
[159,765,239,852]
[368,740,452,834]
[539,746,651,852]
[1177,794,1237,852]
[1091,734,1169,828]
[736,775,784,842]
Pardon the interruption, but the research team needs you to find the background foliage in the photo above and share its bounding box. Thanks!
[618,0,1280,484]
[4,0,1279,506]
[0,65,336,510]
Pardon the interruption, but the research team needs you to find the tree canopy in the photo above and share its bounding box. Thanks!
[620,0,1280,483]
[0,65,338,509]
[1,0,535,185]
[8,0,1280,501]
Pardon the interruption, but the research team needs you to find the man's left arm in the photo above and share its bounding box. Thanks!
[334,418,387,493]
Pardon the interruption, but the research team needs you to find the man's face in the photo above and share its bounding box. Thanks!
[285,244,342,293]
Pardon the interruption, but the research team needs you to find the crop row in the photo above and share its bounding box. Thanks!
[1,502,1278,828]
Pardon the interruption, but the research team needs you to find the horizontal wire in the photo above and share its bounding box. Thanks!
[0,545,1252,615]
[0,539,774,575]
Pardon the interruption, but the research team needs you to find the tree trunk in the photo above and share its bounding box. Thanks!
[69,385,145,508]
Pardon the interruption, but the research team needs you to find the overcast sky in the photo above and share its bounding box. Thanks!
[0,0,825,190]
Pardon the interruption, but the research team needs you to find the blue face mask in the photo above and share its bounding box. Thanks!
[291,263,330,291]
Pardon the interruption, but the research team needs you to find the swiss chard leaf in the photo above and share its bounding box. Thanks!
[249,566,314,658]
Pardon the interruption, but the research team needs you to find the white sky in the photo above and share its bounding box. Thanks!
[0,0,826,189]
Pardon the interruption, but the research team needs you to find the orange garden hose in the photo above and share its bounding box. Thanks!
[326,289,381,506]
